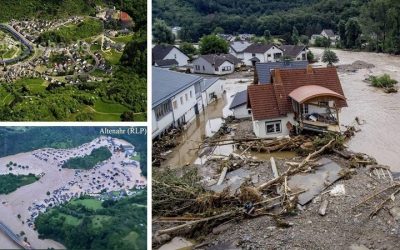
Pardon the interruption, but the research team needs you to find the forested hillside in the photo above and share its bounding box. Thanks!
[153,0,400,54]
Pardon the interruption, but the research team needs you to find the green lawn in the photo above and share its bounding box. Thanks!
[71,199,102,210]
[131,153,141,162]
[91,215,111,229]
[111,34,134,44]
[15,78,48,93]
[101,49,123,65]
[60,213,82,226]
[92,112,122,121]
[62,146,112,169]
[94,100,130,113]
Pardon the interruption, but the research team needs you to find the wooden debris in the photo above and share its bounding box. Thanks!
[318,199,329,216]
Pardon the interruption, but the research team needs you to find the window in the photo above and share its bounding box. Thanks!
[252,53,256,57]
[174,54,177,59]
[265,120,281,134]
[303,104,309,114]
[267,54,271,57]
[180,96,183,105]
[318,101,329,107]
[203,66,205,71]
[195,65,200,70]
[248,109,252,114]
[173,100,177,110]
[222,66,232,71]
[190,90,192,98]
[155,100,172,120]
[185,93,188,101]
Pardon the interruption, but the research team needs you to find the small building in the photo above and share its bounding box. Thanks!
[229,90,251,119]
[311,29,339,46]
[192,54,242,75]
[247,66,347,138]
[229,41,252,59]
[200,78,223,106]
[279,45,308,61]
[120,11,134,28]
[242,44,284,66]
[152,44,189,67]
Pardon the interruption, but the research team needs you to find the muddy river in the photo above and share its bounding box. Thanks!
[161,49,400,173]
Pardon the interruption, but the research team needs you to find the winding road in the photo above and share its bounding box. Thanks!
[0,24,34,65]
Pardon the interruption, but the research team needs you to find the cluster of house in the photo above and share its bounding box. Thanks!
[102,37,126,52]
[96,6,134,29]
[10,17,83,43]
[152,42,308,75]
[310,29,339,46]
[153,61,347,140]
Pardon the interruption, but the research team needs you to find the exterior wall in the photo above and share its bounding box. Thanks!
[152,109,174,138]
[215,61,235,75]
[193,58,234,75]
[193,57,216,74]
[232,104,252,119]
[201,80,223,106]
[164,47,189,66]
[243,46,283,66]
[171,85,197,124]
[295,50,307,61]
[252,113,295,138]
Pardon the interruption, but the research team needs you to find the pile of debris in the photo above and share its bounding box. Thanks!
[337,60,375,73]
[153,128,400,249]
[153,128,182,167]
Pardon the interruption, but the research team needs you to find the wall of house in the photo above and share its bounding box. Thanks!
[171,85,197,124]
[201,79,223,106]
[252,113,295,138]
[295,51,307,61]
[232,104,252,119]
[243,46,283,66]
[152,109,174,138]
[193,57,216,74]
[164,47,189,66]
[215,61,235,75]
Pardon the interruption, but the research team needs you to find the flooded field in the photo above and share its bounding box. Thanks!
[311,48,400,172]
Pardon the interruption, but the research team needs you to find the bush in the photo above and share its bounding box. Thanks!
[368,74,398,88]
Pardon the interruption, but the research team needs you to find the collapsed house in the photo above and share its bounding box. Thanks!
[247,65,347,138]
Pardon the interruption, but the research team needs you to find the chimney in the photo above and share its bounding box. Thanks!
[307,65,314,74]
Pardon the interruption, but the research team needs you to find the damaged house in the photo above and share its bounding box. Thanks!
[247,65,347,138]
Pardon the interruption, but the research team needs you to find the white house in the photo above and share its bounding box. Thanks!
[279,45,308,61]
[152,67,202,138]
[229,41,252,59]
[229,90,252,119]
[153,44,189,67]
[152,68,224,138]
[192,54,242,75]
[247,66,347,138]
[242,44,284,66]
[311,29,339,46]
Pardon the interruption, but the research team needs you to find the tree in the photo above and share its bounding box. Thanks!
[338,20,346,47]
[120,32,147,77]
[291,26,300,45]
[180,42,197,56]
[307,51,315,63]
[345,18,362,49]
[120,111,135,121]
[212,27,224,34]
[199,35,229,55]
[314,36,331,47]
[322,49,339,66]
[264,30,272,42]
[152,19,175,44]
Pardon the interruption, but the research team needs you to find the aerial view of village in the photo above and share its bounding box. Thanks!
[0,126,147,249]
[152,0,400,249]
[0,0,146,121]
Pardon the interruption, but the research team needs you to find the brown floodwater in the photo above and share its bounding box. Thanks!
[312,48,400,172]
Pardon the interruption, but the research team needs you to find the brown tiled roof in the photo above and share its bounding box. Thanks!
[248,66,347,121]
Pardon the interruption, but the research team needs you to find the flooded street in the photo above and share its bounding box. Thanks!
[160,49,400,172]
[311,48,400,172]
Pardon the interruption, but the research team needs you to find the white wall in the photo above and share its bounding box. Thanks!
[152,109,174,138]
[193,58,234,75]
[171,85,197,124]
[164,47,189,66]
[243,46,283,66]
[201,79,223,106]
[253,113,295,138]
[232,104,252,119]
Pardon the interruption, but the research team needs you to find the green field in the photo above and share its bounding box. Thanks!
[38,18,103,44]
[101,49,123,65]
[0,173,39,194]
[94,100,130,113]
[15,78,48,93]
[70,198,103,210]
[62,146,112,170]
[111,34,134,44]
